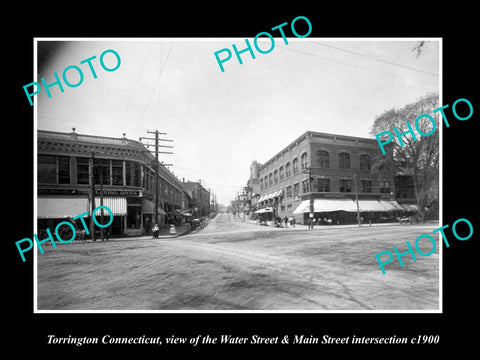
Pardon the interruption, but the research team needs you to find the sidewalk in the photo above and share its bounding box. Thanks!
[72,224,192,244]
[241,218,439,230]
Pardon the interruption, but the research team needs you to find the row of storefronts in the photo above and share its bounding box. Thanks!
[245,131,422,225]
[37,129,209,237]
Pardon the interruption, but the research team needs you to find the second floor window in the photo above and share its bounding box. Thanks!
[339,152,350,169]
[301,152,308,170]
[285,162,291,177]
[360,154,371,170]
[293,158,298,174]
[317,150,329,168]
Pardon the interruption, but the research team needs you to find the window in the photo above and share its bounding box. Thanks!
[379,181,391,193]
[112,160,123,186]
[268,173,273,186]
[58,156,70,184]
[260,178,264,190]
[281,205,285,212]
[287,204,292,211]
[340,179,352,192]
[279,166,284,181]
[274,170,278,184]
[317,178,330,192]
[301,152,308,170]
[76,157,90,184]
[264,176,268,189]
[317,150,329,168]
[360,154,371,170]
[302,179,310,193]
[293,183,300,197]
[94,159,110,185]
[361,180,372,193]
[285,162,291,177]
[286,185,292,198]
[126,161,141,187]
[339,152,350,169]
[292,158,298,174]
[38,155,57,184]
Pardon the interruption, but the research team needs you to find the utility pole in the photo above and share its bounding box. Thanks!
[139,130,173,227]
[99,160,104,241]
[353,173,361,227]
[89,151,96,242]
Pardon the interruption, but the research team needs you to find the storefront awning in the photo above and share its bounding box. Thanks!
[401,204,419,212]
[37,196,88,219]
[353,200,386,212]
[294,199,365,214]
[255,207,273,214]
[380,200,404,211]
[92,196,127,216]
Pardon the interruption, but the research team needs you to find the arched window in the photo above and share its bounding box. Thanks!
[285,162,291,177]
[274,170,278,184]
[317,150,329,168]
[301,152,308,170]
[260,178,264,190]
[269,173,273,186]
[279,166,284,180]
[264,175,268,189]
[360,154,371,170]
[339,152,350,169]
[292,158,298,174]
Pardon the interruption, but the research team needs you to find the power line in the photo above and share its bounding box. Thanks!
[277,44,438,87]
[310,41,438,77]
[135,42,175,133]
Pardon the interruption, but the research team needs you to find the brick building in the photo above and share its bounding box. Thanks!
[252,131,402,225]
[181,180,211,218]
[37,129,186,237]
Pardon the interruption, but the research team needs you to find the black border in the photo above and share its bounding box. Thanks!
[7,5,478,355]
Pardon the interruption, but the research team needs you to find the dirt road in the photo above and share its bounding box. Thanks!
[37,213,439,311]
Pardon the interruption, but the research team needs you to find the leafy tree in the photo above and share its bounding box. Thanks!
[371,93,439,222]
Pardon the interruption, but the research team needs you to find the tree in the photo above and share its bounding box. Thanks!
[370,93,439,222]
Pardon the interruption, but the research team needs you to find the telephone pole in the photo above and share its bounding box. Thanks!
[89,151,96,241]
[353,173,361,227]
[140,130,173,226]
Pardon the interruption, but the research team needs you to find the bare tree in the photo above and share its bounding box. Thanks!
[371,93,439,222]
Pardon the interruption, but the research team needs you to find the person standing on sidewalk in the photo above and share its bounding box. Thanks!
[152,224,159,239]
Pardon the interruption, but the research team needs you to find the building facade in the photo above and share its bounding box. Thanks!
[181,180,211,218]
[253,131,400,224]
[37,129,186,237]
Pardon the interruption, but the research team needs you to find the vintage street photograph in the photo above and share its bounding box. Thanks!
[34,38,441,311]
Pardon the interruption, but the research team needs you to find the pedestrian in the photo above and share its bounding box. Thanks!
[284,216,288,228]
[152,223,159,239]
[292,217,296,227]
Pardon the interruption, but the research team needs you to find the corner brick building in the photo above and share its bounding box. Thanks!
[252,131,402,224]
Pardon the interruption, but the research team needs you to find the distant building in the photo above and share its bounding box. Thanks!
[181,180,210,218]
[253,131,402,225]
[37,129,186,237]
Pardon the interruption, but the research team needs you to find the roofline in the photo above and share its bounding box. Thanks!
[259,130,377,168]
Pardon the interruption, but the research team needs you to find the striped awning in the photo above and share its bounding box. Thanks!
[37,196,88,219]
[92,196,127,215]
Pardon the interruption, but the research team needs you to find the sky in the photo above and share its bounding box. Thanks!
[35,38,440,206]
